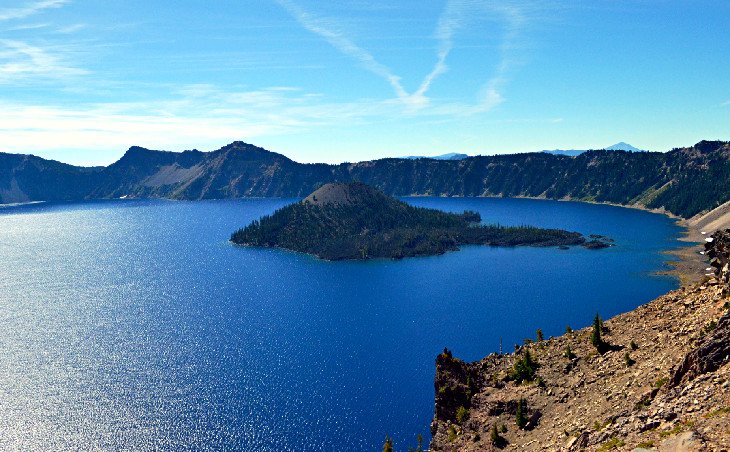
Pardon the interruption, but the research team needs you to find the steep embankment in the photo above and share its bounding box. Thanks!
[430,231,730,451]
[2,140,730,220]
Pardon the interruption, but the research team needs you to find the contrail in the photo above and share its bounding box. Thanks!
[276,0,532,113]
[275,0,409,101]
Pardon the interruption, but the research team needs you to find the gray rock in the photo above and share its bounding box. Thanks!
[659,431,699,451]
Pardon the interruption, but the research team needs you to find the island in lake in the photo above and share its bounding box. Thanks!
[230,182,610,260]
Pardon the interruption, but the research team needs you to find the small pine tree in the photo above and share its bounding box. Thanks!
[564,344,576,360]
[535,376,546,388]
[383,435,393,452]
[490,423,500,445]
[536,328,544,342]
[624,352,635,367]
[447,425,458,442]
[525,349,536,368]
[516,398,528,428]
[511,349,538,383]
[408,434,424,452]
[590,314,604,351]
[456,406,469,424]
[500,424,508,433]
[630,340,638,351]
[565,325,573,334]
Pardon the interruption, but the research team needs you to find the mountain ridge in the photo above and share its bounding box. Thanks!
[2,140,730,219]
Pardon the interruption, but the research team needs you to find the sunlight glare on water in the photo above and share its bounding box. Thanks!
[0,198,683,450]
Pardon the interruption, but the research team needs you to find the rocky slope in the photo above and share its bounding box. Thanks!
[2,140,730,219]
[430,231,730,451]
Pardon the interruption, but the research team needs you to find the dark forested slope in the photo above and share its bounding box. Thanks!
[230,182,591,260]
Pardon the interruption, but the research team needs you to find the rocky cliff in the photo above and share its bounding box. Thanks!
[2,140,730,219]
[429,231,730,451]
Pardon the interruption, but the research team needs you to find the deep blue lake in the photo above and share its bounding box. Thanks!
[0,197,684,450]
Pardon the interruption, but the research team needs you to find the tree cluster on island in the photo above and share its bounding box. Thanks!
[230,182,610,260]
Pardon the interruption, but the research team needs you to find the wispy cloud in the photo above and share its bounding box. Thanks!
[6,22,50,31]
[0,0,85,84]
[56,23,86,34]
[0,80,567,165]
[0,86,379,161]
[0,0,551,162]
[0,39,87,83]
[722,100,730,107]
[0,0,67,21]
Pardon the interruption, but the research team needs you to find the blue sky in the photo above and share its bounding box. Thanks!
[1,0,728,166]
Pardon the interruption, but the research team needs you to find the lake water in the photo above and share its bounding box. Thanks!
[0,197,684,450]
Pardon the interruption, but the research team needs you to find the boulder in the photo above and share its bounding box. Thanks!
[659,431,700,451]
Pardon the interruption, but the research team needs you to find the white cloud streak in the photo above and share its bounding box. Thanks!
[471,2,527,113]
[276,0,532,112]
[6,22,50,31]
[0,39,87,83]
[275,0,410,101]
[0,0,67,21]
[56,23,86,34]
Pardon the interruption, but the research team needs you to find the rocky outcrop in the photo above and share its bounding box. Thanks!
[432,349,480,426]
[669,313,730,389]
[705,229,730,286]
[430,230,730,451]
